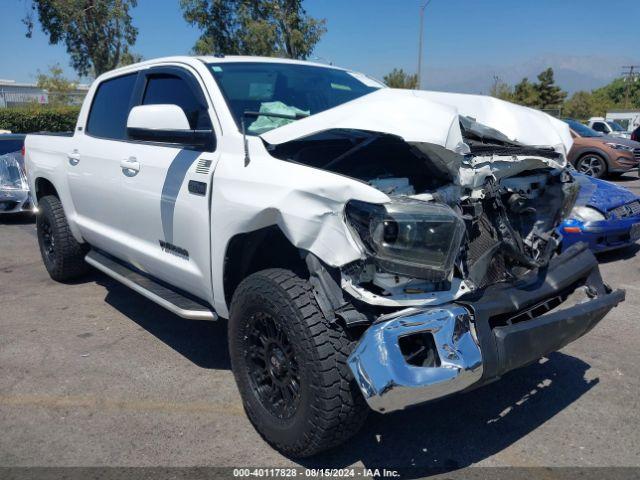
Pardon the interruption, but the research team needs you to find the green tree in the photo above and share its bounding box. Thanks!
[561,77,639,119]
[512,78,539,107]
[23,0,139,77]
[383,68,418,89]
[119,51,144,68]
[490,76,513,101]
[535,68,567,109]
[562,91,595,120]
[592,77,640,109]
[180,0,326,59]
[36,64,78,106]
[590,90,615,117]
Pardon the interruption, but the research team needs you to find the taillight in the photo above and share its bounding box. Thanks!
[21,145,28,178]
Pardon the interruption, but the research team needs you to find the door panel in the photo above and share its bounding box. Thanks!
[115,66,217,304]
[67,72,138,252]
[118,143,217,303]
[67,136,128,252]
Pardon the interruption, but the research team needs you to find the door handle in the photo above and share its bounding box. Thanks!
[68,150,80,166]
[120,157,140,176]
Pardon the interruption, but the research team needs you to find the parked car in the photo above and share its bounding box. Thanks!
[588,117,631,139]
[0,133,32,214]
[632,125,640,142]
[604,111,640,134]
[25,56,624,457]
[563,119,640,178]
[560,173,640,252]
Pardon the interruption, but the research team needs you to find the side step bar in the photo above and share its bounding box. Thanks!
[85,250,217,321]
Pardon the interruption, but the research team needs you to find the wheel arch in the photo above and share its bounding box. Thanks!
[223,225,308,308]
[34,177,59,201]
[33,176,85,244]
[573,148,610,166]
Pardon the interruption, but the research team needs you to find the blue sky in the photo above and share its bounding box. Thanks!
[1,0,638,93]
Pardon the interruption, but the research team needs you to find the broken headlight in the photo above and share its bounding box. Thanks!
[345,198,465,281]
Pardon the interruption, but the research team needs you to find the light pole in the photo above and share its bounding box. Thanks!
[417,0,433,89]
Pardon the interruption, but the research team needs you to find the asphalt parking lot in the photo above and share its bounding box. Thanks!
[1,174,640,473]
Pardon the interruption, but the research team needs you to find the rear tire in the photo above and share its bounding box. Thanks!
[229,268,368,458]
[36,195,89,281]
[576,154,607,178]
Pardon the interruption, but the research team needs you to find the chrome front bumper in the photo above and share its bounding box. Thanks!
[348,244,624,414]
[348,305,483,413]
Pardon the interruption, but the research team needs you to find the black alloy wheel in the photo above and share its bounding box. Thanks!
[38,215,56,264]
[229,268,368,457]
[36,195,89,281]
[246,311,301,420]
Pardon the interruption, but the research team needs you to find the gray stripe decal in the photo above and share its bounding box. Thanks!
[160,149,200,243]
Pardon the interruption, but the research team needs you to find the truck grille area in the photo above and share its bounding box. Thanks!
[465,212,509,287]
[488,280,586,329]
[609,200,640,219]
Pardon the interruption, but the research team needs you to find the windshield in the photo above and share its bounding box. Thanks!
[208,62,382,134]
[607,121,625,132]
[563,119,603,137]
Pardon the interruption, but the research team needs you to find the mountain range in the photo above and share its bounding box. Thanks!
[421,54,640,95]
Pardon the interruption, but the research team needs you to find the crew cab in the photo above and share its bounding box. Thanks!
[25,56,624,457]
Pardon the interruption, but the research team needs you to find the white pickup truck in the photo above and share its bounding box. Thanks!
[25,56,624,457]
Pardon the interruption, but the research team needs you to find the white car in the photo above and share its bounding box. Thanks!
[25,56,624,457]
[588,117,631,139]
[0,134,32,214]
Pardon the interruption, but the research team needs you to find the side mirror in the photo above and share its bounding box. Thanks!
[126,104,214,151]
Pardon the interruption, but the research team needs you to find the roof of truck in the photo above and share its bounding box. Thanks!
[97,55,346,82]
[196,55,344,69]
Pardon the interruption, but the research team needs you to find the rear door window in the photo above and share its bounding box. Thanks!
[86,73,137,140]
[142,74,211,130]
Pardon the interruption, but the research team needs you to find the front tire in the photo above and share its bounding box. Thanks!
[36,195,89,281]
[576,153,607,178]
[229,268,368,458]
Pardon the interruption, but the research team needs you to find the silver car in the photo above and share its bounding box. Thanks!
[0,134,32,214]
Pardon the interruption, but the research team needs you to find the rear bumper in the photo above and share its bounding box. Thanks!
[348,243,624,413]
[0,189,32,214]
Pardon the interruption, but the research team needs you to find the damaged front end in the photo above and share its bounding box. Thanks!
[261,89,624,413]
[348,243,623,413]
[329,133,624,413]
[337,144,625,412]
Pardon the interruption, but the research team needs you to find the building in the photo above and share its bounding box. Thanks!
[0,79,89,108]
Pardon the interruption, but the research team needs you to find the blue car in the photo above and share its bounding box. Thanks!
[560,173,640,252]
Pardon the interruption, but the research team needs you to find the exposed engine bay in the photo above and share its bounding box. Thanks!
[267,119,579,307]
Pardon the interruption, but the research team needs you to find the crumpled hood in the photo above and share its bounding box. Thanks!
[260,88,573,155]
[574,173,638,212]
